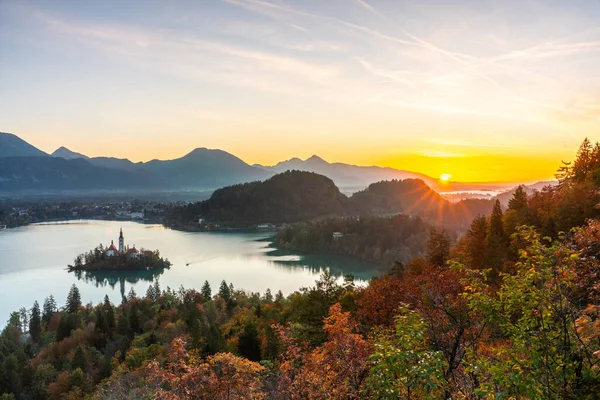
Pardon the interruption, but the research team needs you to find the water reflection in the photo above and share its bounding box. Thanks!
[71,267,167,298]
[265,248,387,281]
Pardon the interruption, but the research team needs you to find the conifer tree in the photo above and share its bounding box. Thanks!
[201,280,212,300]
[466,215,488,269]
[42,295,57,325]
[218,280,231,302]
[103,295,116,332]
[127,288,137,302]
[29,301,41,342]
[426,227,451,267]
[508,185,528,213]
[486,200,508,275]
[66,285,81,313]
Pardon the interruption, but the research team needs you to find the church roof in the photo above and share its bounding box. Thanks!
[107,241,118,251]
[127,247,139,254]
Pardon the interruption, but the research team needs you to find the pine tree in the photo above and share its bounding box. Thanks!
[29,301,41,342]
[237,322,261,362]
[127,288,137,302]
[201,280,212,300]
[42,295,57,325]
[426,227,451,267]
[73,345,88,372]
[153,280,161,299]
[508,185,528,213]
[466,215,488,269]
[263,288,273,303]
[486,199,508,275]
[275,290,284,303]
[129,307,141,335]
[103,295,116,332]
[95,308,107,334]
[65,285,82,313]
[146,285,156,302]
[218,280,231,302]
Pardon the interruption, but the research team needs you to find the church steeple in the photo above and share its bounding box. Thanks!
[119,228,124,254]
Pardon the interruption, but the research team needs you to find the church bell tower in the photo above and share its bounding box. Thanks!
[119,228,124,254]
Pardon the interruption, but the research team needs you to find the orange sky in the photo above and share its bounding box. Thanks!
[2,1,599,183]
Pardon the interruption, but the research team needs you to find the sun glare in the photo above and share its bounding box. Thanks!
[440,173,452,182]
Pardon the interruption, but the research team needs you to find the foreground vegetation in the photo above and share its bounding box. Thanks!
[3,139,600,398]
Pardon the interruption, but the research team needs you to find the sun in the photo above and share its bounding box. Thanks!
[440,173,452,182]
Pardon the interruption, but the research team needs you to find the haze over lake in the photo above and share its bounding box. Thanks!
[0,220,380,325]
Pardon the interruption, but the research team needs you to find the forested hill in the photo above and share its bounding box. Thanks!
[165,172,495,230]
[350,179,446,215]
[165,170,353,227]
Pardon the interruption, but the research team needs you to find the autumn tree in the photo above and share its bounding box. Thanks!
[147,337,265,399]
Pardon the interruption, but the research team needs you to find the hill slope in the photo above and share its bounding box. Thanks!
[166,170,352,227]
[0,132,48,158]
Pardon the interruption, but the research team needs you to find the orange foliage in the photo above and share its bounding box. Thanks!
[278,303,372,399]
[147,337,265,399]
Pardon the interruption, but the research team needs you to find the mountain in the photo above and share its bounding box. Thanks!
[494,181,558,207]
[257,155,437,191]
[0,157,167,191]
[0,132,48,158]
[52,146,89,160]
[165,170,352,227]
[144,148,271,189]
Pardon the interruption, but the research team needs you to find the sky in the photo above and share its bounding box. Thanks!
[1,0,600,183]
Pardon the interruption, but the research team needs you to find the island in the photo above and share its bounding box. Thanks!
[67,228,170,272]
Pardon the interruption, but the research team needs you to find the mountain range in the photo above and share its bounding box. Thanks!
[0,131,551,196]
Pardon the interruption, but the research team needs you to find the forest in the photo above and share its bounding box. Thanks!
[3,139,600,398]
[276,214,432,267]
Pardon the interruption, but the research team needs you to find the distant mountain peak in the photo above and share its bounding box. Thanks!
[52,146,89,160]
[306,155,327,163]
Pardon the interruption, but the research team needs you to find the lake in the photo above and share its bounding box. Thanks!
[0,220,384,325]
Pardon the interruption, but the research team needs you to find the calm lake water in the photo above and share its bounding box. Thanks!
[0,220,383,325]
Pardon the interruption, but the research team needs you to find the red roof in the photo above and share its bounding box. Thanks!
[127,247,139,254]
[107,242,118,251]
[143,250,153,256]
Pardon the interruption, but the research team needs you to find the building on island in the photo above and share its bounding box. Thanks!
[106,228,151,259]
[106,241,118,257]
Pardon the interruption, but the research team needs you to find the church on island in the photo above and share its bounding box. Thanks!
[106,228,152,259]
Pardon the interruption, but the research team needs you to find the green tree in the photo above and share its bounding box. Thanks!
[218,280,231,303]
[201,280,212,299]
[42,295,57,325]
[238,322,262,362]
[465,215,487,269]
[485,199,507,275]
[364,305,446,399]
[507,185,528,213]
[65,284,81,313]
[72,345,88,372]
[103,295,116,333]
[29,301,41,342]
